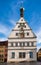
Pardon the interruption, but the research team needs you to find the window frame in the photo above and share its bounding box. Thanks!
[31,42,34,46]
[29,52,33,58]
[11,52,15,58]
[11,43,13,47]
[27,42,29,46]
[19,52,26,58]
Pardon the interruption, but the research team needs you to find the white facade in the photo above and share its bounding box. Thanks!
[7,8,37,62]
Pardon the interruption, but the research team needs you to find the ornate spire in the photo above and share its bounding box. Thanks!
[20,7,24,17]
[20,1,24,17]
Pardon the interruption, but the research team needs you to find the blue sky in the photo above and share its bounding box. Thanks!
[0,0,41,51]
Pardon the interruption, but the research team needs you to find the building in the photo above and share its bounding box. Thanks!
[0,46,5,62]
[37,48,41,61]
[7,7,37,62]
[0,41,8,62]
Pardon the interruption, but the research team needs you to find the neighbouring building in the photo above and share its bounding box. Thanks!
[37,48,41,61]
[7,7,37,62]
[0,41,8,62]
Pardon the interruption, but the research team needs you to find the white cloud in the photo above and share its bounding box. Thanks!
[16,0,24,7]
[10,20,16,26]
[0,38,8,41]
[37,46,41,52]
[30,12,41,45]
[35,27,41,51]
[0,24,9,36]
[0,20,16,41]
[35,27,41,43]
[16,0,25,7]
[30,12,41,27]
[10,0,25,10]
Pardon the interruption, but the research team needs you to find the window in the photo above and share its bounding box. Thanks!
[0,55,3,57]
[2,50,3,52]
[21,43,23,46]
[1,55,3,57]
[11,52,15,58]
[16,43,18,46]
[19,52,22,58]
[20,42,22,47]
[11,43,13,46]
[16,33,18,36]
[5,54,7,57]
[25,43,27,46]
[31,42,34,46]
[19,52,25,58]
[13,43,16,47]
[23,42,25,46]
[27,33,29,35]
[0,51,1,52]
[2,59,3,61]
[17,42,25,47]
[24,25,26,28]
[23,52,25,58]
[18,25,20,28]
[27,42,29,46]
[5,49,7,52]
[29,52,33,58]
[0,55,1,57]
[18,43,20,46]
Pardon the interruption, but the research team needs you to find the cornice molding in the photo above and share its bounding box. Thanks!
[8,37,37,39]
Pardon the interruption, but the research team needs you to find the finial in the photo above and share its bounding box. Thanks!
[21,1,23,8]
[20,7,24,17]
[20,1,25,17]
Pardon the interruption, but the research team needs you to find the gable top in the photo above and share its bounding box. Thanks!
[12,17,37,38]
[16,17,26,23]
[14,17,31,30]
[8,7,37,38]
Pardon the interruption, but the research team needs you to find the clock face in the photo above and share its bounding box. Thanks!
[20,23,25,27]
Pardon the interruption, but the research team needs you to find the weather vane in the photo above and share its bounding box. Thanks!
[21,1,23,7]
